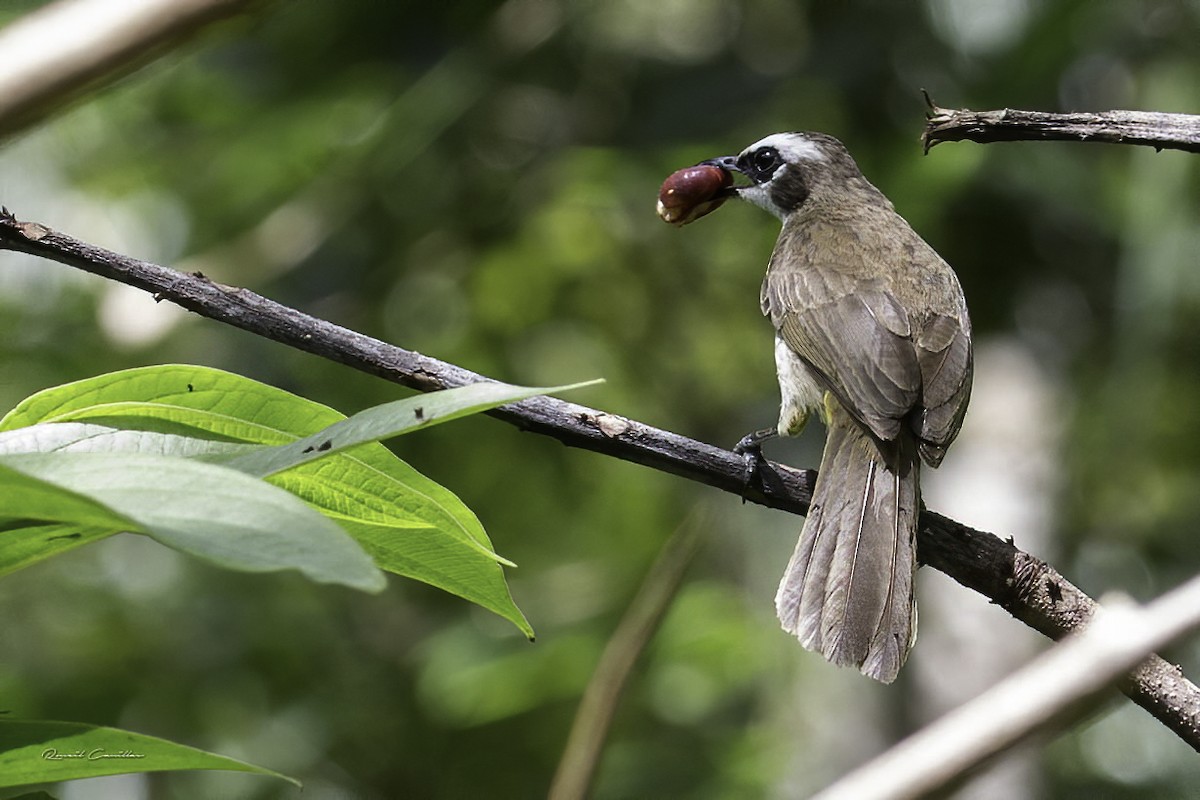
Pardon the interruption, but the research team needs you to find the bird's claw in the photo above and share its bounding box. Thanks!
[733,427,777,501]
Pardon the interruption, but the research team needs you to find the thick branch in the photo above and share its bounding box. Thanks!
[921,96,1200,154]
[0,0,268,141]
[815,574,1200,800]
[2,209,1199,751]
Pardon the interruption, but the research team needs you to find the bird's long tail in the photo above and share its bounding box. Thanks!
[774,408,919,683]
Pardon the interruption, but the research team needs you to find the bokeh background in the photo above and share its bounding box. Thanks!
[1,1,1199,797]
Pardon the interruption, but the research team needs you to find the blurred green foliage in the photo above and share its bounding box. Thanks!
[1,0,1199,797]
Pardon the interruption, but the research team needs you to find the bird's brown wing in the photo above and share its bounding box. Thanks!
[763,264,921,445]
[761,223,972,458]
[912,311,972,466]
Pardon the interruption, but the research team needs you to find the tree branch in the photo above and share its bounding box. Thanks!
[0,0,269,141]
[2,209,1199,751]
[549,516,701,800]
[814,573,1200,800]
[921,93,1200,154]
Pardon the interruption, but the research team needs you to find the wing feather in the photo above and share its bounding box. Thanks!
[761,216,971,459]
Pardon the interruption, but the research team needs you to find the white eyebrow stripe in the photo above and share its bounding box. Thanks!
[742,133,826,163]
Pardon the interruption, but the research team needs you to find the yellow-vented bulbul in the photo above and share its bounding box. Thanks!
[697,133,973,682]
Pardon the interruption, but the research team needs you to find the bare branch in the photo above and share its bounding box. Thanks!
[550,515,702,800]
[921,511,1200,750]
[921,93,1200,154]
[813,574,1200,800]
[0,0,269,140]
[2,209,1199,751]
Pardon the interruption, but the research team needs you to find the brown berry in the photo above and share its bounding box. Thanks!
[656,164,733,226]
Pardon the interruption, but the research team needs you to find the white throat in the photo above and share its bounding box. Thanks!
[737,184,786,220]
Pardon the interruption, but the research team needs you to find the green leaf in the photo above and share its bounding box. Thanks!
[0,522,112,579]
[0,453,385,593]
[0,422,252,459]
[0,423,530,634]
[215,378,601,478]
[0,365,601,636]
[0,365,318,443]
[0,719,297,788]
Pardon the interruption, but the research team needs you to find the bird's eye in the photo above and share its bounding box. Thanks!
[751,147,781,175]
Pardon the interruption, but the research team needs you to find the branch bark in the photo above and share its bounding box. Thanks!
[921,94,1200,154]
[0,0,269,141]
[2,209,1199,752]
[814,574,1200,800]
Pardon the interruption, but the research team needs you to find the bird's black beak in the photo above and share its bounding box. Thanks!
[701,155,745,196]
[702,155,740,172]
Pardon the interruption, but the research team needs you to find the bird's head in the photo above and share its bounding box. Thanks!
[703,132,871,221]
[657,132,877,227]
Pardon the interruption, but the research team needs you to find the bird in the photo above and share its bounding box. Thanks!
[661,132,973,682]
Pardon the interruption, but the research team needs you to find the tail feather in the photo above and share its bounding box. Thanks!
[775,412,919,683]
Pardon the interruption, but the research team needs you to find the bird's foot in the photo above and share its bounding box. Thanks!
[733,427,778,501]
